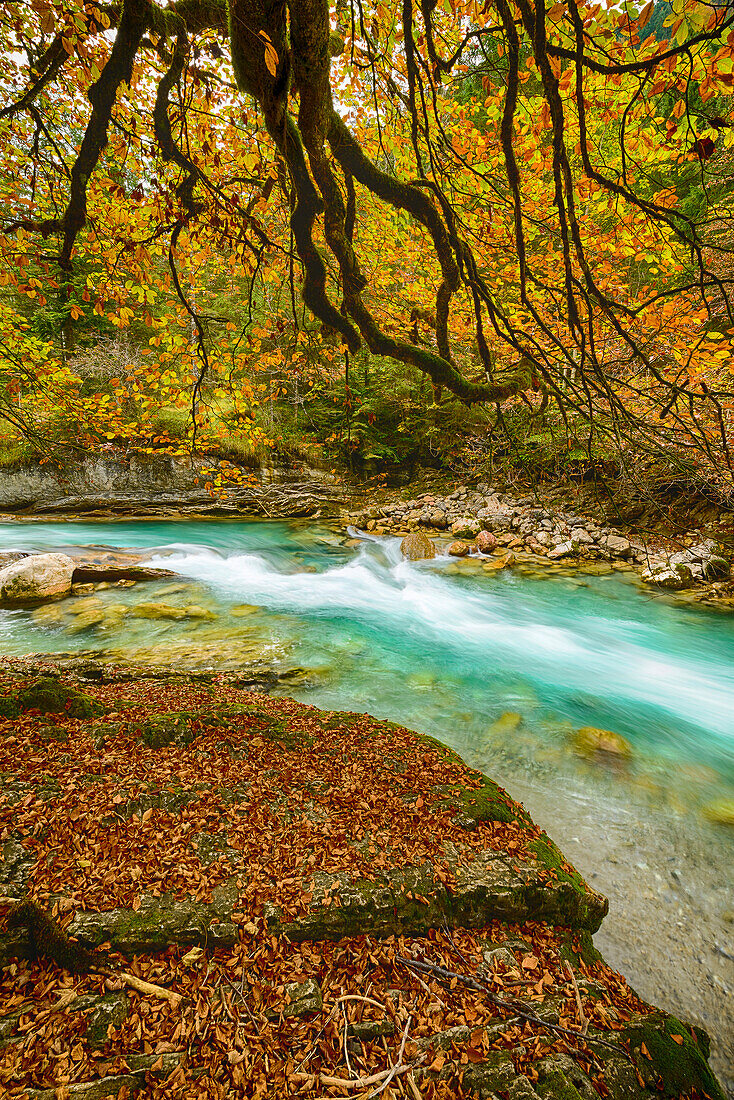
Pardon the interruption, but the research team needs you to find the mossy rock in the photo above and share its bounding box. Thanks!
[132,707,309,750]
[620,1013,725,1099]
[16,678,105,719]
[37,724,70,744]
[529,835,589,893]
[432,773,530,827]
[135,713,200,748]
[556,929,603,971]
[0,696,20,719]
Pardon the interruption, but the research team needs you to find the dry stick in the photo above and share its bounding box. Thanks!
[565,960,588,1035]
[117,971,182,1008]
[398,957,634,1063]
[342,1001,354,1080]
[367,1014,412,1099]
[292,1062,417,1089]
[408,967,447,1009]
[295,995,389,1074]
[405,1074,424,1100]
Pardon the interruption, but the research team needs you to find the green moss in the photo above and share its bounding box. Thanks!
[319,712,365,731]
[132,707,310,750]
[137,713,199,749]
[536,1069,584,1100]
[624,1014,725,1099]
[16,678,105,719]
[557,930,603,970]
[529,834,587,891]
[432,774,529,827]
[0,697,20,719]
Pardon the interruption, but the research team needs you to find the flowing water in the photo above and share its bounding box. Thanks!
[1,518,733,1087]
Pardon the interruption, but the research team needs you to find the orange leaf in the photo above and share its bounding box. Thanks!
[429,1053,446,1072]
[521,955,540,971]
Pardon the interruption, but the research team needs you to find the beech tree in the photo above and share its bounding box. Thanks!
[1,0,733,484]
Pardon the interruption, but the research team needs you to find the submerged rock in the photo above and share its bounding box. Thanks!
[487,712,523,737]
[702,799,734,827]
[400,531,436,560]
[0,552,75,605]
[572,725,632,763]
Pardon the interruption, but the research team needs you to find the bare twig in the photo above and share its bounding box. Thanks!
[118,971,183,1008]
[367,1014,412,1098]
[398,956,634,1063]
[291,1061,419,1090]
[565,961,588,1035]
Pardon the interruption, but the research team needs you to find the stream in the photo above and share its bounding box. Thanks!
[1,518,733,1090]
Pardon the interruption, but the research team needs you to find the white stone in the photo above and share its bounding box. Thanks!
[603,534,631,557]
[0,553,76,604]
[547,541,575,559]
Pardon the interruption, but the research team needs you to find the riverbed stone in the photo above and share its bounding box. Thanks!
[641,563,692,589]
[475,529,498,553]
[572,726,632,763]
[400,531,436,560]
[0,552,76,605]
[447,540,470,557]
[451,517,481,538]
[603,534,632,557]
[547,541,575,560]
[702,799,734,826]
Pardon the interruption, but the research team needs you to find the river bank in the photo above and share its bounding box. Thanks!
[1,454,731,606]
[0,668,727,1099]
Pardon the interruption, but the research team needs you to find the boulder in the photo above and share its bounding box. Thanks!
[447,540,470,557]
[477,503,514,531]
[0,553,75,605]
[475,530,498,553]
[547,541,575,560]
[570,526,593,545]
[72,564,176,583]
[572,726,632,763]
[603,534,632,558]
[426,509,448,530]
[450,518,481,538]
[641,563,692,590]
[400,532,436,561]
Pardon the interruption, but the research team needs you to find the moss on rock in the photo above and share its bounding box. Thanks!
[622,1012,725,1099]
[432,773,531,827]
[16,677,105,719]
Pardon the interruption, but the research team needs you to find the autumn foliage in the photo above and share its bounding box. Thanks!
[0,0,732,491]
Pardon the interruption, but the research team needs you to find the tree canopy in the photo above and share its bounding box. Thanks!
[1,0,733,490]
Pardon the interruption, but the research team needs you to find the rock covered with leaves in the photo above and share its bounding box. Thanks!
[0,665,725,1099]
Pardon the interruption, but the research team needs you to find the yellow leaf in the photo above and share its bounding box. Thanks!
[264,42,278,77]
[637,0,654,28]
[181,946,205,966]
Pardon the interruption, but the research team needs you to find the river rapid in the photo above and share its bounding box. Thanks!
[1,518,733,1089]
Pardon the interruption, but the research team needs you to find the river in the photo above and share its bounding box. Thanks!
[1,518,732,1090]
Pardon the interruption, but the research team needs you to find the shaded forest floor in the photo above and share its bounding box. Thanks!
[0,666,726,1099]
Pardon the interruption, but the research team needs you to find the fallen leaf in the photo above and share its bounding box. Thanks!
[181,946,204,966]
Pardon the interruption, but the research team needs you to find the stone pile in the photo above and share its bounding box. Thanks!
[345,484,731,590]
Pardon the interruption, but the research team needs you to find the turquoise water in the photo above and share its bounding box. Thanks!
[1,518,733,815]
